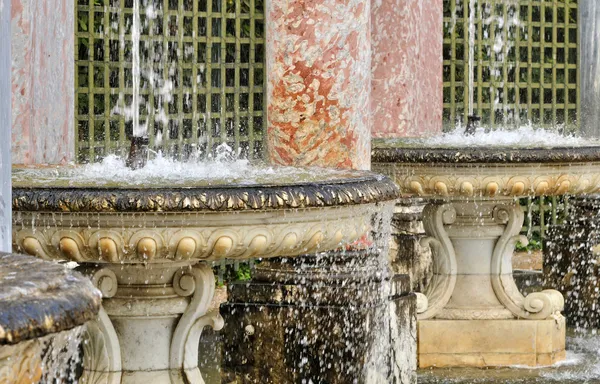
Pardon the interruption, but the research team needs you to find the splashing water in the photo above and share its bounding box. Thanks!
[12,144,374,188]
[467,0,476,116]
[131,0,143,137]
[419,334,600,384]
[377,124,600,148]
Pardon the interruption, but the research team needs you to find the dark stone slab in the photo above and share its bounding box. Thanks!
[544,196,600,329]
[221,284,415,383]
[220,251,417,383]
[372,139,600,164]
[514,270,544,296]
[0,253,101,344]
[12,172,399,213]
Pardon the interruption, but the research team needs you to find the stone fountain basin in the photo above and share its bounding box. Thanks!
[372,140,600,198]
[12,166,399,263]
[0,252,100,382]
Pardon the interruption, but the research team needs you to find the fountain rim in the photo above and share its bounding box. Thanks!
[371,141,600,164]
[0,253,101,345]
[12,172,399,213]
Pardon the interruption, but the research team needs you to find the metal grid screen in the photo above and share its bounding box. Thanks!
[75,0,266,162]
[443,0,579,131]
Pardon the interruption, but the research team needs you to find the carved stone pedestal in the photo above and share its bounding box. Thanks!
[416,199,566,368]
[79,262,222,384]
[221,251,417,384]
[12,166,400,383]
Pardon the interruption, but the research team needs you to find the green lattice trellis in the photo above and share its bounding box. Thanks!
[75,0,266,162]
[443,0,580,132]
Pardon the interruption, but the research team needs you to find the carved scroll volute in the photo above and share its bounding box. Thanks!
[417,203,458,320]
[170,263,224,382]
[490,204,564,320]
[78,267,122,374]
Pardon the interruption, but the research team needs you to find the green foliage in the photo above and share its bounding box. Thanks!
[515,238,542,252]
[213,262,253,287]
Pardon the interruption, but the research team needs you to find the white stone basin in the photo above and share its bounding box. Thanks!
[12,164,398,263]
[372,139,600,198]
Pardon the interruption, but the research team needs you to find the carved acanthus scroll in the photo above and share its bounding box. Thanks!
[170,264,224,384]
[490,205,564,320]
[417,203,457,320]
[78,267,122,375]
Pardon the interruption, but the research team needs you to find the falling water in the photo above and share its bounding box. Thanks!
[131,0,143,137]
[467,0,476,116]
[0,0,11,253]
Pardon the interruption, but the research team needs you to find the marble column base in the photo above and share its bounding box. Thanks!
[418,317,566,368]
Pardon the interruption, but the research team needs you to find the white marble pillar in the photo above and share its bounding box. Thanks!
[0,0,11,252]
[580,0,600,138]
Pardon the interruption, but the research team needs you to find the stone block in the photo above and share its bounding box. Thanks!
[418,318,566,368]
[544,196,600,329]
[221,264,417,383]
[390,199,433,292]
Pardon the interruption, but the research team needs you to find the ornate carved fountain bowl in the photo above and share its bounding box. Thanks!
[12,165,399,263]
[372,138,600,198]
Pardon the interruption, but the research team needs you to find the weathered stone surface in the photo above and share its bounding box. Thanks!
[0,327,83,384]
[11,0,74,165]
[544,196,600,329]
[0,252,100,345]
[371,0,443,138]
[221,252,417,383]
[390,199,432,292]
[12,168,399,212]
[418,317,566,368]
[372,141,600,164]
[266,0,371,170]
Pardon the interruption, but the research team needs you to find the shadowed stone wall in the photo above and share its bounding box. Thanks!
[545,196,600,329]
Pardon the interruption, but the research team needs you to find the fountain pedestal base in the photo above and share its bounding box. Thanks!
[418,317,565,367]
[416,199,566,368]
[79,261,223,384]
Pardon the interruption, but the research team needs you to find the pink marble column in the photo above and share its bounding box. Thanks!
[11,0,74,165]
[266,0,371,170]
[371,0,443,138]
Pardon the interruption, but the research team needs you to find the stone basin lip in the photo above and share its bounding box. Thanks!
[12,172,399,213]
[371,142,600,164]
[0,253,101,345]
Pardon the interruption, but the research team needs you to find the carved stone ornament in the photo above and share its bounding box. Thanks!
[13,206,372,263]
[12,172,398,212]
[12,168,399,380]
[411,200,564,321]
[373,142,575,367]
[373,162,600,198]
